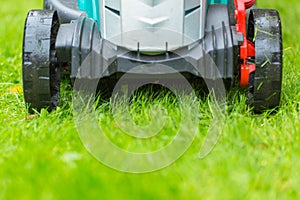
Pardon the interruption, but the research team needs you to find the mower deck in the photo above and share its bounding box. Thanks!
[22,0,283,113]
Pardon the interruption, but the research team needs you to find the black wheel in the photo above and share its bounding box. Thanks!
[22,10,60,113]
[247,9,283,113]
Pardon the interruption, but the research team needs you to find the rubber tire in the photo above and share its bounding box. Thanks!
[22,10,60,113]
[247,9,283,113]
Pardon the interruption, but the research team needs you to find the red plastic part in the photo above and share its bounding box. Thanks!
[234,0,256,87]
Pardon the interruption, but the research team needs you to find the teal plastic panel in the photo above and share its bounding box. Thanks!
[78,0,100,26]
[208,0,230,4]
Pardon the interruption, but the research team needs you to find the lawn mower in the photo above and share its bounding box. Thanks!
[22,0,282,113]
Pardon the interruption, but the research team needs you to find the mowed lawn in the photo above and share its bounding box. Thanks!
[1,0,300,199]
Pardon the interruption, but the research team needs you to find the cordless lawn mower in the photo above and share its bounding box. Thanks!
[22,0,282,113]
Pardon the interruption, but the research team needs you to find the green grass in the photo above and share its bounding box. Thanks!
[1,0,300,199]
